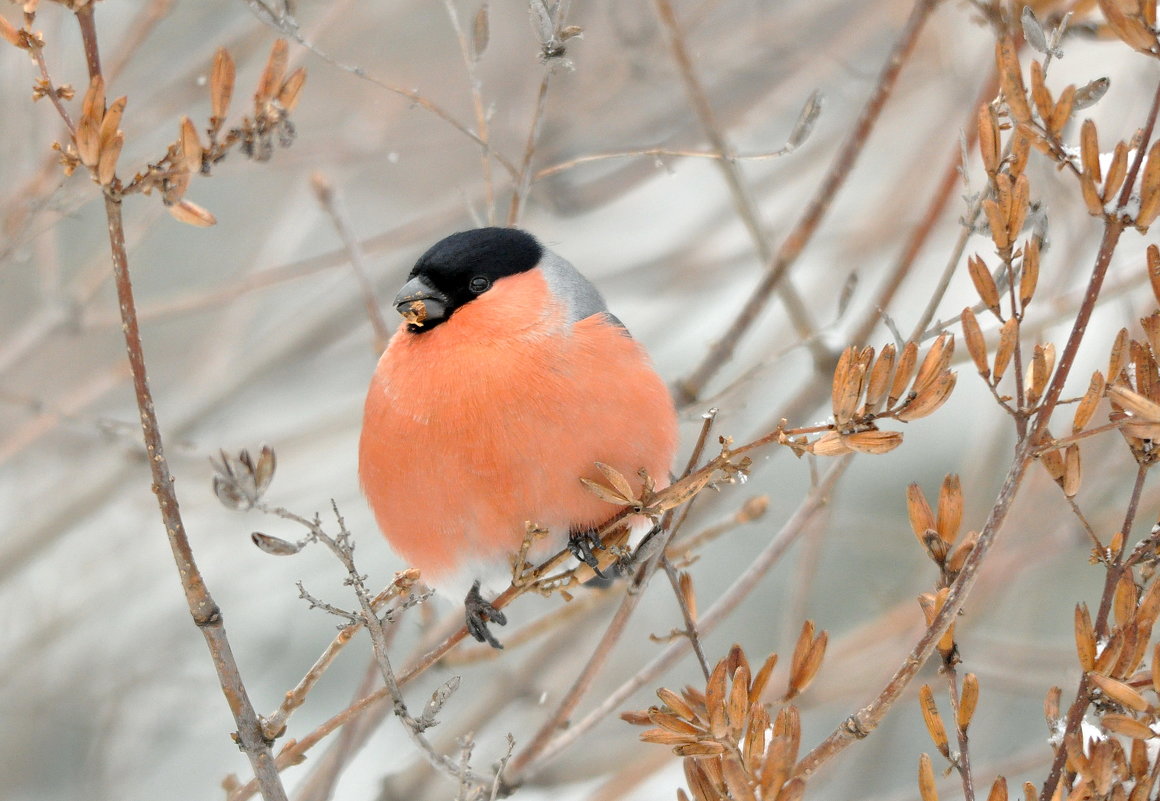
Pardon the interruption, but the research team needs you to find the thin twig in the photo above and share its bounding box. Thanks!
[652,0,824,368]
[676,0,945,404]
[443,0,496,224]
[63,5,289,797]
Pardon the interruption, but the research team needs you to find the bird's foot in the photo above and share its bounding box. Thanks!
[464,580,507,650]
[568,528,607,578]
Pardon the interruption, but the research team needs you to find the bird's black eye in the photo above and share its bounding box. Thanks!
[469,276,491,293]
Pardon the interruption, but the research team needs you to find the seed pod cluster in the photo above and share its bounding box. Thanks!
[626,643,814,801]
[907,475,974,586]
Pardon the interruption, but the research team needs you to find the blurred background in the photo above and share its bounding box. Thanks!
[2,0,1159,799]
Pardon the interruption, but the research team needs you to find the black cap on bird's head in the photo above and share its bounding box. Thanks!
[394,228,544,333]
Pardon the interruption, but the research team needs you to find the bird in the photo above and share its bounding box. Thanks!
[359,227,679,647]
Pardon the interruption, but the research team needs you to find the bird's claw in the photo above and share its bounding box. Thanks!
[465,580,507,650]
[568,528,606,578]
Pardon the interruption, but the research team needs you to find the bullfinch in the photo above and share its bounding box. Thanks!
[359,227,678,647]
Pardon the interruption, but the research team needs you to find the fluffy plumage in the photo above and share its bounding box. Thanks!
[359,228,678,640]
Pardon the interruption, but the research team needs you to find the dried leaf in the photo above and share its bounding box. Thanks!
[961,307,990,379]
[595,462,636,504]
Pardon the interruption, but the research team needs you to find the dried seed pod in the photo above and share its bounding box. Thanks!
[251,532,301,555]
[778,778,806,801]
[675,741,727,756]
[1075,77,1110,111]
[211,47,235,122]
[97,130,123,186]
[1073,371,1106,433]
[907,483,937,541]
[727,665,751,736]
[658,688,697,722]
[74,113,101,168]
[889,342,919,407]
[1027,343,1055,405]
[647,709,700,736]
[936,474,963,545]
[1062,443,1081,497]
[1076,602,1097,672]
[1045,685,1062,727]
[988,776,1008,801]
[996,37,1032,124]
[918,753,939,801]
[1020,238,1040,309]
[809,430,853,457]
[0,14,22,47]
[168,198,217,227]
[1049,84,1076,136]
[842,430,903,454]
[913,333,954,395]
[1108,385,1160,423]
[834,361,867,424]
[865,344,896,412]
[786,620,826,699]
[180,116,203,174]
[760,736,793,798]
[993,318,1019,383]
[256,39,289,107]
[979,103,1001,175]
[1101,713,1157,740]
[896,372,957,421]
[983,198,1011,251]
[277,67,307,112]
[831,347,855,420]
[1154,643,1160,697]
[1113,570,1137,629]
[918,684,950,756]
[80,74,105,126]
[961,307,991,379]
[968,256,1002,314]
[721,756,756,801]
[1090,674,1149,713]
[1098,0,1160,52]
[99,95,126,148]
[1137,141,1160,232]
[1081,119,1102,183]
[1081,168,1106,216]
[946,530,978,575]
[1103,142,1130,205]
[1029,59,1053,124]
[1009,173,1030,242]
[1109,328,1130,380]
[958,673,979,731]
[1144,313,1160,360]
[1010,126,1032,177]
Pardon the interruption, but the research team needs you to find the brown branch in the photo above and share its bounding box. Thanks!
[676,0,945,404]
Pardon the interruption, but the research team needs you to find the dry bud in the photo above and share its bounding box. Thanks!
[988,777,1008,801]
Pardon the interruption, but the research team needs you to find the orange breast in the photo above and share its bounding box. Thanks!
[359,270,678,582]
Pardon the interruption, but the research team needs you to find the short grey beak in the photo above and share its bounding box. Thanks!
[393,275,448,328]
